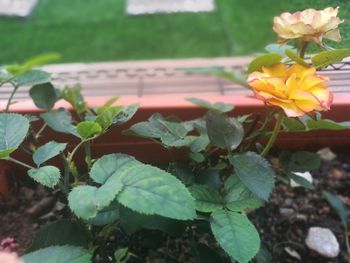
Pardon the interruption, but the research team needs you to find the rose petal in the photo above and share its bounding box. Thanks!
[324,28,342,42]
[268,99,305,117]
[300,75,329,91]
[262,63,289,78]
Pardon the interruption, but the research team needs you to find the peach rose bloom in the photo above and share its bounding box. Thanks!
[273,7,343,45]
[0,252,23,263]
[247,63,333,117]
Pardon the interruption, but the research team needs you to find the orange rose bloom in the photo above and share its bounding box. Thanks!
[247,63,333,117]
[273,7,343,45]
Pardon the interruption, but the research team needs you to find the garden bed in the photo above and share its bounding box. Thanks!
[1,149,348,262]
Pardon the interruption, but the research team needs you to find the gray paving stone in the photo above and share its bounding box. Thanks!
[126,0,215,15]
[0,0,38,17]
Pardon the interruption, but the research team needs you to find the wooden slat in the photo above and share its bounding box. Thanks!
[1,57,349,102]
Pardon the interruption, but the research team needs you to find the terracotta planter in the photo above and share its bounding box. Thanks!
[0,161,10,196]
[1,93,350,195]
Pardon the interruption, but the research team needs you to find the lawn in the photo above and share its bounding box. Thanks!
[0,0,349,64]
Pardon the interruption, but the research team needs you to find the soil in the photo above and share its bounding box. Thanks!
[0,149,349,263]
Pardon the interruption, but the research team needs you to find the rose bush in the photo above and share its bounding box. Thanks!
[1,6,350,263]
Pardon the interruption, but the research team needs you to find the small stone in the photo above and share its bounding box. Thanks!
[284,198,293,206]
[296,214,307,221]
[279,208,296,219]
[39,211,55,221]
[284,246,301,260]
[305,227,340,258]
[25,197,55,217]
[317,147,336,161]
[329,168,344,179]
[291,171,313,188]
[54,201,66,212]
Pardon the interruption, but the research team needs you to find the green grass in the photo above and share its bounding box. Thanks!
[0,0,349,64]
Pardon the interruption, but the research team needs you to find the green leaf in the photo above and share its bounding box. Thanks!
[6,54,59,76]
[224,175,264,211]
[0,148,16,159]
[14,70,51,87]
[22,53,61,68]
[28,166,61,188]
[191,134,210,153]
[111,104,139,126]
[0,113,29,158]
[210,210,260,263]
[282,117,305,131]
[96,106,123,130]
[28,220,88,252]
[189,152,205,163]
[197,169,222,189]
[229,152,275,201]
[247,53,283,73]
[288,151,320,172]
[114,247,129,263]
[95,96,119,115]
[89,154,135,184]
[186,97,234,113]
[119,206,186,236]
[117,162,196,220]
[168,162,195,186]
[288,172,314,189]
[189,185,223,212]
[29,83,58,110]
[206,111,244,151]
[125,114,191,148]
[41,109,79,137]
[60,86,88,115]
[75,153,196,220]
[306,118,350,131]
[76,121,102,139]
[33,141,67,166]
[87,204,120,226]
[312,48,350,68]
[285,49,309,66]
[323,191,349,225]
[68,183,123,220]
[23,245,91,263]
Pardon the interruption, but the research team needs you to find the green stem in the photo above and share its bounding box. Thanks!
[7,157,35,169]
[4,86,18,112]
[0,76,16,87]
[34,123,48,140]
[244,111,272,152]
[66,136,97,183]
[299,41,309,59]
[62,155,70,194]
[85,141,92,169]
[260,111,283,157]
[345,224,350,263]
[67,140,86,164]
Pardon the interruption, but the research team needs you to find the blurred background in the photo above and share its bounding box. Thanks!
[0,0,348,65]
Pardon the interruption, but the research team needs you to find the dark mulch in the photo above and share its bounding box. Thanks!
[251,150,350,263]
[0,149,349,262]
